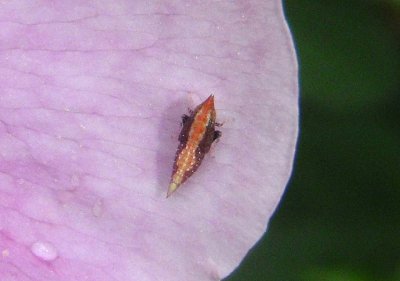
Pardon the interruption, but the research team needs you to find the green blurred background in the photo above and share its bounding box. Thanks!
[226,0,400,280]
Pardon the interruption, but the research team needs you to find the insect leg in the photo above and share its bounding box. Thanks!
[213,130,222,141]
[181,114,190,126]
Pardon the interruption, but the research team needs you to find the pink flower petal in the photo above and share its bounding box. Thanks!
[0,1,297,280]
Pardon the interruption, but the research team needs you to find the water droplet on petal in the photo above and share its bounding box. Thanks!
[92,199,103,217]
[70,174,80,187]
[57,190,74,205]
[31,241,58,261]
[2,249,9,257]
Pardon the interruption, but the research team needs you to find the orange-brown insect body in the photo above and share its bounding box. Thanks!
[167,95,221,197]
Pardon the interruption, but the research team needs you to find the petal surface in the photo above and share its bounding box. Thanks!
[0,1,298,280]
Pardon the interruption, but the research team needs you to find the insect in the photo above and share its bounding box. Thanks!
[167,94,221,197]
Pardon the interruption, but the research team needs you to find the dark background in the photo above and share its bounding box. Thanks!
[226,0,400,280]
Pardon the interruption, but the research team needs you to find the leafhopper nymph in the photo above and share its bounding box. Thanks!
[167,95,221,197]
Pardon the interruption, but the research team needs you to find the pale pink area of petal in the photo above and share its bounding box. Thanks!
[0,1,297,280]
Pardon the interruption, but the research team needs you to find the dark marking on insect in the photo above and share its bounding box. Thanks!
[181,114,190,126]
